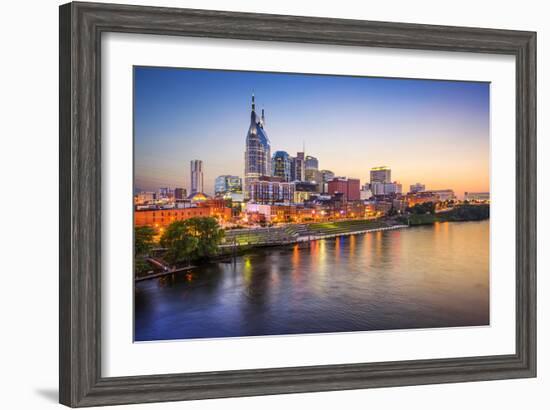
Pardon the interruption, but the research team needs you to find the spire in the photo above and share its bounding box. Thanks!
[251,93,255,112]
[261,108,265,126]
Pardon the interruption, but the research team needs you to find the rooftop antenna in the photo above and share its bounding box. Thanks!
[251,91,255,112]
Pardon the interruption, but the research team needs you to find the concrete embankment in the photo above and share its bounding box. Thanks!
[222,222,409,248]
[301,224,409,241]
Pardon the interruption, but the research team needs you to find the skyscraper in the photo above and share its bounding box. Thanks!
[272,151,292,182]
[305,169,323,192]
[244,94,271,199]
[305,155,319,170]
[304,155,321,191]
[290,152,305,182]
[190,160,204,194]
[370,166,391,184]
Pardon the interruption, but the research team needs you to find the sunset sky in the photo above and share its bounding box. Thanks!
[134,66,490,198]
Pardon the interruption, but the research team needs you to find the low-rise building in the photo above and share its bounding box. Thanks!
[383,181,403,195]
[409,183,425,193]
[135,191,156,205]
[464,192,490,202]
[428,189,455,201]
[360,189,373,200]
[134,201,232,232]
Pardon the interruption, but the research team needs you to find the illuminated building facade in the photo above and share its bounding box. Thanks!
[134,200,232,232]
[293,181,318,204]
[406,192,440,206]
[135,191,156,204]
[248,176,295,204]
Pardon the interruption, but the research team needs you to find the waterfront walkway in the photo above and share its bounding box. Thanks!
[222,219,408,248]
[135,257,196,282]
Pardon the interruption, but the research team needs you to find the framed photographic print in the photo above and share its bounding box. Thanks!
[59,1,536,407]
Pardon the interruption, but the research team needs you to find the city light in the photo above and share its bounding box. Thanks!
[134,93,488,235]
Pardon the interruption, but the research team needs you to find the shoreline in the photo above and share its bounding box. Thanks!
[137,224,411,281]
[216,218,489,257]
[220,222,409,249]
[298,224,409,241]
[136,219,489,280]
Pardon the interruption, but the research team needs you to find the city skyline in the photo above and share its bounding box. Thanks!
[134,67,490,198]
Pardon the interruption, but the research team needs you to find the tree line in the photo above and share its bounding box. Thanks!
[399,203,489,226]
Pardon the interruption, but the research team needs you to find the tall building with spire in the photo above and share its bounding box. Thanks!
[244,94,271,199]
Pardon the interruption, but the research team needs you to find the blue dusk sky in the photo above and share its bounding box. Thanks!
[134,66,490,197]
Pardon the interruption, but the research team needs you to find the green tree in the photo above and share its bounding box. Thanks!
[160,217,224,267]
[406,201,436,215]
[160,221,199,266]
[135,226,156,256]
[134,226,156,276]
[185,217,225,258]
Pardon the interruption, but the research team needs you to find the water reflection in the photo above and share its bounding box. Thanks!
[135,221,489,341]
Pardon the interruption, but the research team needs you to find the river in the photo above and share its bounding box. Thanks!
[135,220,489,341]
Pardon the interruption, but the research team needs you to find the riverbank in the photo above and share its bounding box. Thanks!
[400,204,490,226]
[218,222,408,253]
[222,218,407,249]
[303,224,408,240]
[135,265,196,282]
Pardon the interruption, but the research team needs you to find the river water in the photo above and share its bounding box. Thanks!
[135,220,489,341]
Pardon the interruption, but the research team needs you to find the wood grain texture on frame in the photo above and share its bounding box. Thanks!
[59,1,536,407]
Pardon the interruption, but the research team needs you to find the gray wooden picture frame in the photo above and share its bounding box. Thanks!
[59,1,536,407]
